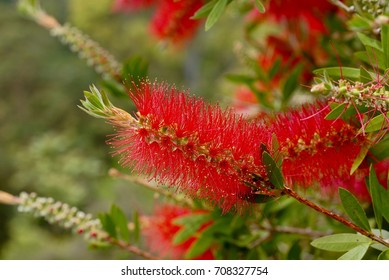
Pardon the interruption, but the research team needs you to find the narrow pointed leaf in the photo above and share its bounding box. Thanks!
[192,0,217,19]
[338,243,370,260]
[110,204,130,242]
[132,210,140,243]
[205,0,228,31]
[364,113,389,133]
[184,236,213,259]
[325,103,346,120]
[311,233,371,252]
[254,0,265,13]
[357,32,382,51]
[350,144,370,174]
[368,165,383,230]
[313,67,360,80]
[339,188,371,232]
[262,151,284,190]
[382,24,389,68]
[378,249,389,260]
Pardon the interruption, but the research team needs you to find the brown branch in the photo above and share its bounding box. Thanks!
[108,238,158,260]
[283,187,389,248]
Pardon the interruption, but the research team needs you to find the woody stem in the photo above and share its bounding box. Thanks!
[283,187,389,248]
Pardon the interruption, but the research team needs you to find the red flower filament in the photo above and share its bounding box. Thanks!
[109,81,272,212]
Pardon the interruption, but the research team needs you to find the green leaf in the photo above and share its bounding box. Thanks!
[338,243,370,260]
[382,24,389,69]
[313,67,360,80]
[192,0,217,19]
[378,249,389,260]
[132,210,140,243]
[325,103,346,120]
[339,188,371,232]
[347,15,371,31]
[368,165,384,230]
[98,213,117,239]
[311,233,371,252]
[225,74,256,84]
[370,136,389,160]
[172,213,211,245]
[357,32,382,51]
[184,236,213,259]
[205,0,228,31]
[364,113,389,133]
[262,151,284,190]
[359,66,373,83]
[350,143,370,175]
[110,205,130,242]
[282,64,302,106]
[355,47,387,71]
[254,0,266,13]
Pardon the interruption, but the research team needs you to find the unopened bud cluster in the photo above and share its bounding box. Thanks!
[312,78,389,111]
[17,192,107,242]
[356,0,388,16]
[50,24,121,80]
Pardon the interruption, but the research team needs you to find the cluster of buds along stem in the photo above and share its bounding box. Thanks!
[50,23,121,80]
[18,0,121,81]
[355,0,388,17]
[17,192,107,242]
[311,76,389,117]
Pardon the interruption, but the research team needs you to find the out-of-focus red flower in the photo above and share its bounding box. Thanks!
[112,0,156,11]
[270,102,371,199]
[142,204,213,259]
[150,0,204,43]
[112,0,203,43]
[256,31,329,86]
[110,81,272,212]
[249,0,336,34]
[231,86,260,117]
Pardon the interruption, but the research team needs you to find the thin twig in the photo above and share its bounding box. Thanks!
[108,238,158,260]
[331,0,355,13]
[109,168,195,209]
[283,187,389,248]
[262,224,332,238]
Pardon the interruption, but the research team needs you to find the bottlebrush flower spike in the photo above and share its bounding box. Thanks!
[142,204,213,259]
[270,102,369,198]
[80,83,274,212]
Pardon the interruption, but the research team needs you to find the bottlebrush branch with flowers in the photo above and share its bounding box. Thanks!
[6,0,389,260]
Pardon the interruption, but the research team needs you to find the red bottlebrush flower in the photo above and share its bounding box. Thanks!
[270,102,369,198]
[142,204,213,259]
[255,0,337,34]
[109,81,273,212]
[150,0,203,43]
[112,0,156,11]
[231,86,260,118]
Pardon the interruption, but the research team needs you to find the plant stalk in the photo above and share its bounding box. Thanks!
[283,187,389,248]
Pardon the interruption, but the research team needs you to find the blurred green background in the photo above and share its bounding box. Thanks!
[0,0,243,259]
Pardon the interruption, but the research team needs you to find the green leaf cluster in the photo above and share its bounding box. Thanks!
[99,204,140,244]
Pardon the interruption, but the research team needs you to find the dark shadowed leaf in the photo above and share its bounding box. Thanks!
[378,249,389,260]
[110,204,130,242]
[368,166,384,230]
[173,213,211,245]
[339,188,371,232]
